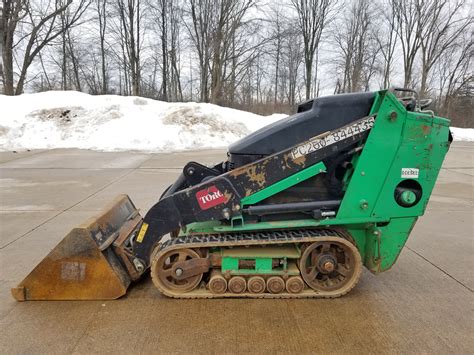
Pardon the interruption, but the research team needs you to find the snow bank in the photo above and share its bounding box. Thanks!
[0,91,472,152]
[450,127,474,142]
[0,91,285,152]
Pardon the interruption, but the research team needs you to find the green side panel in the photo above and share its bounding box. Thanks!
[341,92,381,190]
[222,257,238,271]
[219,246,302,275]
[336,91,408,219]
[337,90,450,220]
[221,257,273,274]
[256,258,273,272]
[241,161,326,206]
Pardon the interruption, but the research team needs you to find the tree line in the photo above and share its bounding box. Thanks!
[1,0,472,126]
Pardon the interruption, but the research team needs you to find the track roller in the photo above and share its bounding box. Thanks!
[208,270,227,294]
[247,276,266,294]
[228,276,246,294]
[266,276,285,294]
[285,276,305,294]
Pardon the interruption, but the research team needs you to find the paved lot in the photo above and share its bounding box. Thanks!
[0,143,472,354]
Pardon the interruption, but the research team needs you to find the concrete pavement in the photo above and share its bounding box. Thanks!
[0,143,473,354]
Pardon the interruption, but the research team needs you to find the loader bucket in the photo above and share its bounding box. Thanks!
[11,195,143,301]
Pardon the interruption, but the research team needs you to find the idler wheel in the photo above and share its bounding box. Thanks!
[286,276,304,294]
[151,248,203,294]
[247,276,265,294]
[266,276,285,294]
[208,270,227,294]
[299,237,362,297]
[228,276,246,294]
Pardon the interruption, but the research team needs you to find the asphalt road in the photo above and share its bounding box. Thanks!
[0,143,472,354]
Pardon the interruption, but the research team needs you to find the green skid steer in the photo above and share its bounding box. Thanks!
[12,88,451,300]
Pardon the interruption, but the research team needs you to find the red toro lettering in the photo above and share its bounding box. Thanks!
[196,186,226,210]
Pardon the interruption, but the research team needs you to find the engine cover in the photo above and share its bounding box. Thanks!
[228,92,375,168]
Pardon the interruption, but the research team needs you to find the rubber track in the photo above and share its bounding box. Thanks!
[151,228,362,299]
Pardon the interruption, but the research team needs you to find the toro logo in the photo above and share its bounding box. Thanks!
[196,186,226,210]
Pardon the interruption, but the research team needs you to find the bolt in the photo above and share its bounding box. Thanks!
[187,168,195,175]
[133,258,145,273]
[222,208,231,219]
[323,261,335,272]
[361,171,366,176]
[175,268,183,276]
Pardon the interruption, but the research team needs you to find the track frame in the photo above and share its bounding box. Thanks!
[150,228,362,299]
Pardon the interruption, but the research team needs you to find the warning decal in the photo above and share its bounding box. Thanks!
[136,222,149,243]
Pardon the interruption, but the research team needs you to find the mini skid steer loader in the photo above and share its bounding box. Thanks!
[12,88,452,300]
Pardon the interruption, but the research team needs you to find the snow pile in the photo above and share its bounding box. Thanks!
[450,127,474,142]
[0,91,285,152]
[0,91,472,152]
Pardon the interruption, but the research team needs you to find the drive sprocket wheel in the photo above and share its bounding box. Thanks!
[299,237,362,297]
[151,248,203,294]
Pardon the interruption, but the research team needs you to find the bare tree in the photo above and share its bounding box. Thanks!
[116,0,142,96]
[291,0,335,100]
[185,0,257,105]
[97,0,108,94]
[392,0,423,88]
[436,30,473,125]
[2,0,89,95]
[416,0,472,96]
[57,8,83,91]
[150,0,183,101]
[334,0,378,93]
[209,0,255,105]
[281,28,304,106]
[376,4,398,88]
[185,0,215,102]
[168,1,183,101]
[268,5,286,105]
[159,0,168,100]
[1,0,27,95]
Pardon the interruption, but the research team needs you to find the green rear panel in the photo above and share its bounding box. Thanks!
[335,90,450,272]
[337,91,450,220]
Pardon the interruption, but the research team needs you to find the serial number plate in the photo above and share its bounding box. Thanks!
[291,116,375,160]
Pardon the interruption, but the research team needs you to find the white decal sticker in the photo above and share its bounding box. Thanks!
[401,168,419,179]
[291,116,375,160]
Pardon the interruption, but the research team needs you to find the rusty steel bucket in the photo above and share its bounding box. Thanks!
[11,195,144,301]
